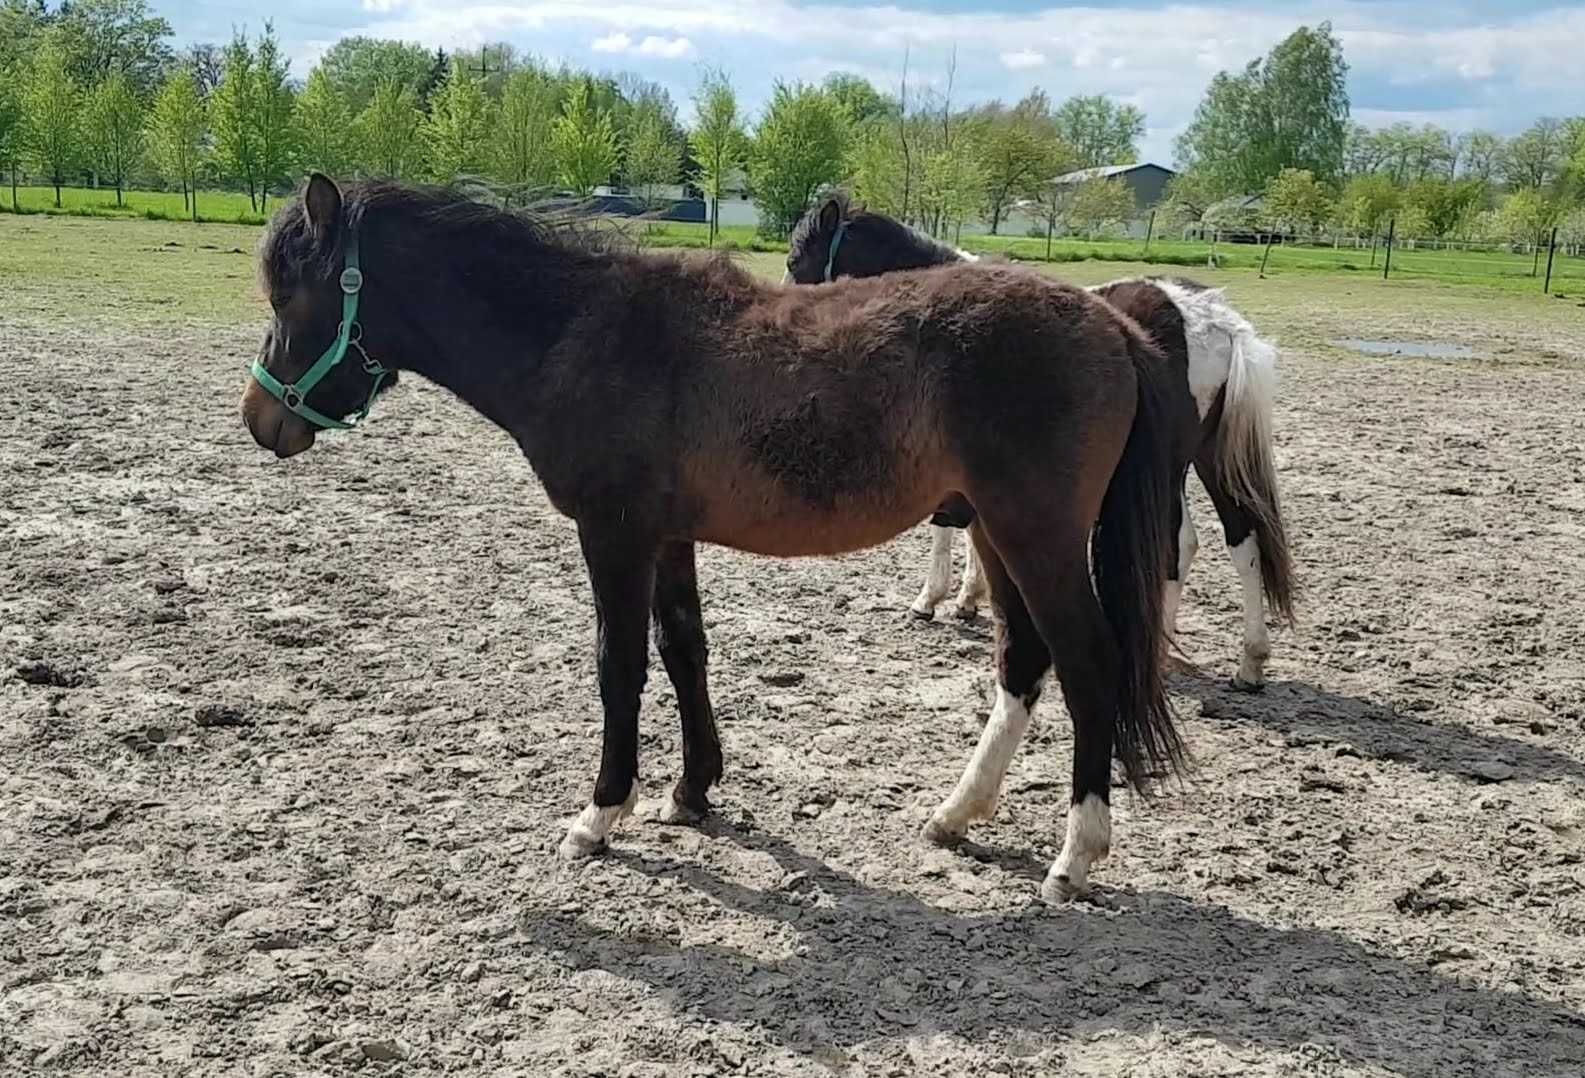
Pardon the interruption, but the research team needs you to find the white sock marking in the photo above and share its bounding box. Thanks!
[924,684,1037,842]
[1045,794,1111,898]
[911,524,956,617]
[1230,535,1270,685]
[952,535,988,618]
[558,779,640,859]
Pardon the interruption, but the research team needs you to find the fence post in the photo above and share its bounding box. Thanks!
[1143,209,1156,254]
[1259,233,1274,278]
[1382,217,1396,280]
[1543,226,1559,294]
[1532,231,1546,277]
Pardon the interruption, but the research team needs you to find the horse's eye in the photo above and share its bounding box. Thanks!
[269,294,289,312]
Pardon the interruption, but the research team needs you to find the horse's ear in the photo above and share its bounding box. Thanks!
[818,197,843,233]
[304,173,343,239]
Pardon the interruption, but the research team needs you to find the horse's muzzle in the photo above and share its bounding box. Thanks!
[241,378,316,459]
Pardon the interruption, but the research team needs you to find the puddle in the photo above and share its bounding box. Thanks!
[1332,338,1478,359]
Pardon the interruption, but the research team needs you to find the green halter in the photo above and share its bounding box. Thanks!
[249,231,391,431]
[823,218,849,282]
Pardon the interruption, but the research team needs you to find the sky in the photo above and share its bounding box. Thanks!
[159,0,1585,164]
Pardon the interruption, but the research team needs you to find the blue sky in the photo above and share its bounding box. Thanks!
[160,1,1585,163]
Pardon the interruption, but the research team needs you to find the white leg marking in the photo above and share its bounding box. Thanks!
[923,684,1037,845]
[1230,535,1270,688]
[911,525,956,619]
[951,535,988,620]
[558,779,640,859]
[1043,794,1111,899]
[1167,489,1198,641]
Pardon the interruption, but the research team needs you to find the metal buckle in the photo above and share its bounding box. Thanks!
[282,386,302,409]
[340,267,364,294]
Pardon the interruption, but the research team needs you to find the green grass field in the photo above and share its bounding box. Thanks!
[6,185,1582,295]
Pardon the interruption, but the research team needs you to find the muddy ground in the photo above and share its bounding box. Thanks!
[3,226,1585,1076]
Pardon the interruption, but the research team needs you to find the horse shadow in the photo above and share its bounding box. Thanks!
[1173,673,1585,787]
[520,819,1585,1075]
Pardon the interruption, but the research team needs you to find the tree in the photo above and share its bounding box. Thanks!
[83,70,141,205]
[551,78,619,197]
[22,40,81,208]
[748,80,849,237]
[210,32,259,210]
[974,89,1056,234]
[294,67,351,177]
[1403,178,1485,240]
[251,23,295,212]
[1504,118,1566,191]
[847,118,910,220]
[1159,168,1220,229]
[1263,167,1333,237]
[422,60,492,182]
[495,63,561,197]
[53,0,173,97]
[1176,22,1349,195]
[624,101,681,208]
[1337,173,1399,238]
[1,1,53,75]
[146,67,206,219]
[355,78,423,179]
[1052,94,1143,168]
[1454,130,1505,184]
[318,36,437,115]
[920,143,984,240]
[1495,188,1557,246]
[823,72,892,126]
[0,62,21,210]
[1068,176,1136,239]
[689,67,746,243]
[182,42,223,98]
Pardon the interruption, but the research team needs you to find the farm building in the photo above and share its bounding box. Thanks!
[984,161,1177,239]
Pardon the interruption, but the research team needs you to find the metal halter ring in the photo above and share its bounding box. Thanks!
[340,266,364,294]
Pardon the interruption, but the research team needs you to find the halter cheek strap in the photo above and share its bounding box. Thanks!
[823,219,849,282]
[249,231,391,431]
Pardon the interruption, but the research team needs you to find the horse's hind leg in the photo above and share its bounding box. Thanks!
[559,527,656,859]
[922,527,1050,844]
[968,501,1120,899]
[651,541,723,824]
[910,524,957,619]
[1193,455,1268,690]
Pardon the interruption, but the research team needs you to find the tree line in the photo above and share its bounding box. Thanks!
[2,3,1583,248]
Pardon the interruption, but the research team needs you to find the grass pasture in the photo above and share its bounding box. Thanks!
[8,185,1585,295]
[3,213,1585,1075]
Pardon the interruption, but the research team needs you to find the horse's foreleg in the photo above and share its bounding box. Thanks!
[1193,457,1269,690]
[1163,469,1197,646]
[559,527,657,859]
[951,528,989,620]
[910,524,956,619]
[651,541,721,824]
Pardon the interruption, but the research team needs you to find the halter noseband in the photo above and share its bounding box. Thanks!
[249,230,392,431]
[823,218,849,282]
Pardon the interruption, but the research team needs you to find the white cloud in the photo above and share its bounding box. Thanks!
[635,35,695,59]
[1000,49,1045,70]
[591,31,632,53]
[361,0,406,11]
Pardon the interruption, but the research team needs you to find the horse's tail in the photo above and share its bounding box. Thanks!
[1093,330,1186,795]
[1213,303,1296,625]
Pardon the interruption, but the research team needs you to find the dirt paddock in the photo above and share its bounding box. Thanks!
[3,221,1585,1076]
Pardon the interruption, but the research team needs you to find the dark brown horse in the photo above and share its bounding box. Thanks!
[788,194,1296,689]
[241,175,1185,898]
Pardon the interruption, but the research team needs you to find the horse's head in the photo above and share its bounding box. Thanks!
[785,193,852,285]
[242,173,399,458]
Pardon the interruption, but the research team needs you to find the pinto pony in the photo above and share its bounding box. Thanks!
[241,175,1187,898]
[787,194,1296,689]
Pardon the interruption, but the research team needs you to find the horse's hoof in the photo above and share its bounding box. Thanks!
[1230,676,1265,694]
[921,813,967,847]
[653,792,707,826]
[1041,865,1088,902]
[558,830,608,860]
[951,603,979,622]
[908,603,937,622]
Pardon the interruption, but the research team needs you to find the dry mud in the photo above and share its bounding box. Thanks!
[3,284,1585,1076]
